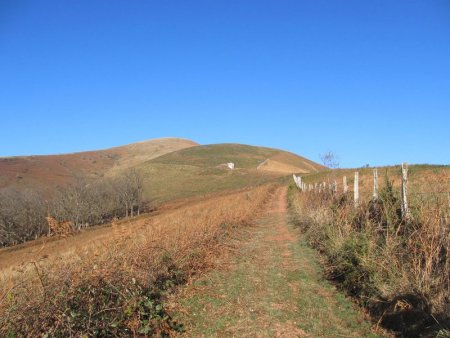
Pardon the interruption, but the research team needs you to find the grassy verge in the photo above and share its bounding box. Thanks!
[0,185,275,336]
[287,181,450,337]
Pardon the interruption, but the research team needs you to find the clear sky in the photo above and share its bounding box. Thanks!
[1,1,449,167]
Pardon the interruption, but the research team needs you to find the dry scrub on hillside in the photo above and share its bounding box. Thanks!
[0,185,274,336]
[0,169,145,247]
[288,178,449,336]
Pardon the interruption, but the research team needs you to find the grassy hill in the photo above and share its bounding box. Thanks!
[0,138,198,196]
[138,143,324,203]
[150,143,322,171]
[0,140,324,203]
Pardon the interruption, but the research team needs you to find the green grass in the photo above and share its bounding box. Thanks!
[151,143,283,168]
[139,163,282,203]
[138,143,322,203]
[150,143,323,170]
[172,191,380,337]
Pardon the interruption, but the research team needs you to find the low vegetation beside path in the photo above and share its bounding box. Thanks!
[288,177,450,337]
[0,185,275,336]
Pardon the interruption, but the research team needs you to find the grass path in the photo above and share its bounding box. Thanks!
[170,187,382,337]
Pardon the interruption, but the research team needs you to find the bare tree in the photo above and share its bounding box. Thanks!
[114,175,131,218]
[0,188,47,246]
[320,151,340,169]
[319,151,340,186]
[115,169,145,217]
[125,168,144,216]
[0,169,146,247]
[52,177,91,231]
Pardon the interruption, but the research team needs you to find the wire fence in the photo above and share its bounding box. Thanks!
[293,163,450,218]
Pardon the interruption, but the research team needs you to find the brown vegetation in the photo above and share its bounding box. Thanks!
[288,173,450,336]
[0,184,275,336]
[46,216,72,237]
[0,168,146,247]
[0,138,197,196]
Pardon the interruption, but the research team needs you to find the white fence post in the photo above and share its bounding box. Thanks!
[354,172,359,207]
[373,168,378,200]
[293,175,302,190]
[343,176,348,194]
[401,163,410,220]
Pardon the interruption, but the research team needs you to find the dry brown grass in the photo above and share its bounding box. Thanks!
[0,138,197,197]
[288,177,450,336]
[257,159,310,174]
[302,165,450,202]
[0,184,275,336]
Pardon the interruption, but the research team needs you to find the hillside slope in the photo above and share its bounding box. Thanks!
[151,143,323,172]
[138,143,324,202]
[0,140,324,203]
[0,138,197,195]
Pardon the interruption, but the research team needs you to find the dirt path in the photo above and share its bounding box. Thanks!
[171,187,381,337]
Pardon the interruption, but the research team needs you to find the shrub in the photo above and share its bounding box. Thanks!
[0,185,274,336]
[288,178,449,336]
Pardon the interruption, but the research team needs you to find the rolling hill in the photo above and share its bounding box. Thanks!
[0,139,324,202]
[137,143,324,202]
[0,138,198,196]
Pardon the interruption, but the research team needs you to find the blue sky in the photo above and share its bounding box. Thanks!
[1,1,449,167]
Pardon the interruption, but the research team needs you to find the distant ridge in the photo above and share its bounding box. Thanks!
[0,139,324,202]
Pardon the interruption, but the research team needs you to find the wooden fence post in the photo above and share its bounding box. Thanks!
[401,163,410,220]
[354,172,359,207]
[373,168,378,200]
[343,176,348,194]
